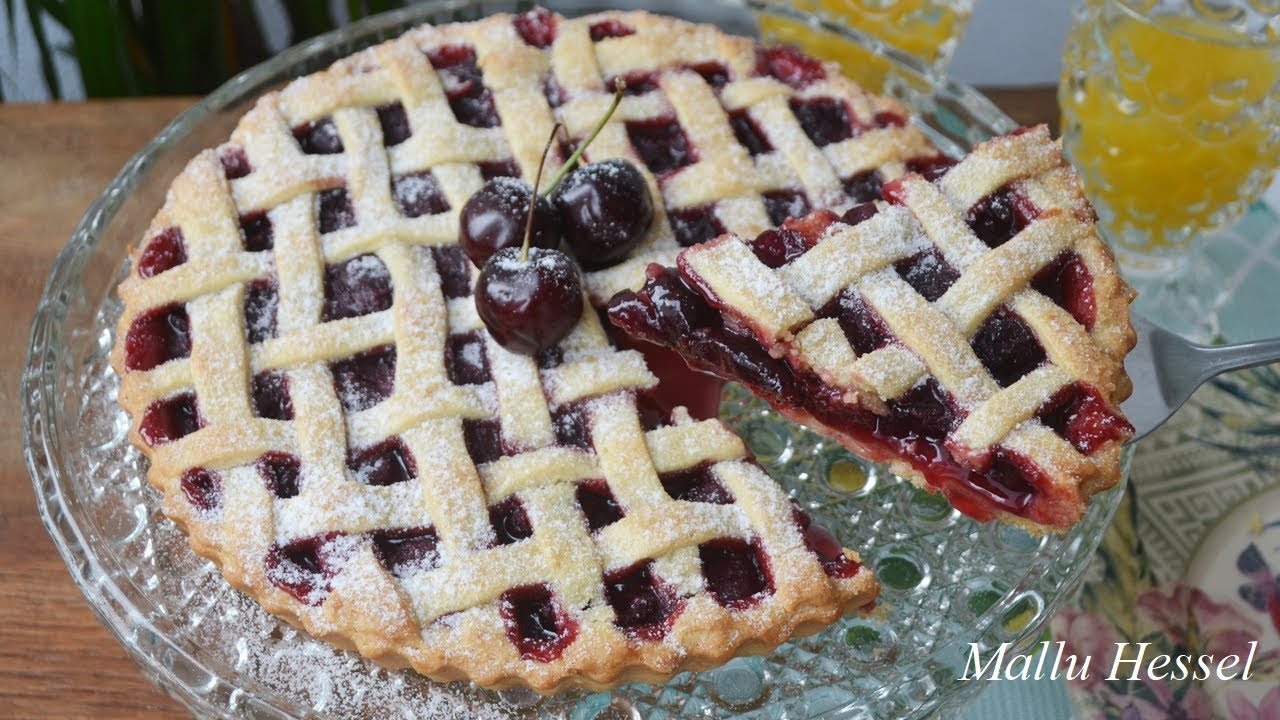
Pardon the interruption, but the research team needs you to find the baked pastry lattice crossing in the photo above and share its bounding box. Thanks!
[609,126,1136,533]
[109,7,882,693]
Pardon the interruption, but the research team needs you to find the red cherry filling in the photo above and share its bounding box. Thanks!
[605,560,682,640]
[445,331,491,385]
[392,171,450,218]
[257,451,302,498]
[138,226,186,278]
[552,402,591,449]
[790,97,857,147]
[498,584,579,662]
[251,370,293,420]
[139,392,201,446]
[180,467,221,512]
[589,19,634,41]
[969,307,1046,388]
[791,506,861,579]
[513,6,557,48]
[239,212,273,252]
[317,187,357,234]
[660,463,734,504]
[842,170,883,204]
[489,496,533,546]
[762,189,811,226]
[330,345,396,412]
[608,70,660,96]
[427,44,500,128]
[965,184,1038,248]
[575,479,625,532]
[349,437,417,487]
[817,288,892,355]
[750,227,812,269]
[755,45,826,88]
[905,154,958,181]
[841,201,880,227]
[376,101,411,146]
[322,254,392,322]
[266,532,341,605]
[372,527,441,577]
[874,111,907,128]
[125,304,191,371]
[728,108,772,156]
[686,61,731,89]
[882,378,961,441]
[1031,250,1096,330]
[625,116,696,175]
[960,449,1040,516]
[478,159,522,181]
[699,537,773,608]
[462,417,505,465]
[243,279,279,343]
[430,245,472,298]
[293,118,343,155]
[1035,381,1133,454]
[894,248,960,302]
[219,146,251,179]
[542,76,567,108]
[669,204,725,247]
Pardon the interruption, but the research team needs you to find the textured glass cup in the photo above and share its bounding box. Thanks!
[757,0,975,88]
[1060,0,1280,334]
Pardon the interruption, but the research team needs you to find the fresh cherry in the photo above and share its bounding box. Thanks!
[475,246,583,355]
[459,177,561,267]
[553,158,653,269]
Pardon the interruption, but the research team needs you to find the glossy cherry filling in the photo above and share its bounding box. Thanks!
[552,402,591,449]
[790,97,857,147]
[1035,381,1132,454]
[575,478,625,531]
[842,170,883,204]
[462,417,505,465]
[138,226,186,278]
[699,537,773,608]
[392,171,450,218]
[490,496,534,545]
[478,159,522,182]
[728,108,772,156]
[243,279,279,343]
[626,116,695,175]
[966,184,1038,248]
[1032,250,1096,330]
[667,204,724,248]
[140,392,201,446]
[609,70,660,96]
[431,245,472,298]
[220,146,251,179]
[605,560,683,640]
[239,212,273,252]
[905,154,958,181]
[181,467,221,512]
[499,584,579,662]
[251,370,293,420]
[791,505,861,579]
[755,45,825,88]
[817,288,893,356]
[253,451,301,499]
[686,61,730,89]
[266,532,342,604]
[348,437,417,487]
[372,526,441,577]
[762,189,811,226]
[894,248,960,303]
[316,188,356,236]
[293,118,343,155]
[426,44,500,128]
[969,307,1046,388]
[589,19,634,40]
[330,345,396,412]
[125,303,191,371]
[445,331,491,386]
[660,462,734,504]
[376,101,411,146]
[750,226,813,269]
[322,254,392,322]
[513,6,557,48]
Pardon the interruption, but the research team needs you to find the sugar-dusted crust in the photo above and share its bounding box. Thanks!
[108,8,886,694]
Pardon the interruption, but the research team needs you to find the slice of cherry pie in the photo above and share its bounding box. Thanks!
[108,7,892,693]
[609,126,1136,534]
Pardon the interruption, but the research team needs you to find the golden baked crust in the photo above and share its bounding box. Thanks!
[107,7,891,694]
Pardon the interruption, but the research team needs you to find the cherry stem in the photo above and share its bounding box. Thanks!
[541,78,626,198]
[521,122,562,263]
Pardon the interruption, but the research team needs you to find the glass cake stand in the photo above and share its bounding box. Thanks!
[21,1,1127,717]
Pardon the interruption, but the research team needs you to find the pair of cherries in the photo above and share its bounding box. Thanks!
[463,82,653,355]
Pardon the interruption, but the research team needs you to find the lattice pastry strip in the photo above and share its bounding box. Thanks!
[109,8,888,692]
[608,126,1136,533]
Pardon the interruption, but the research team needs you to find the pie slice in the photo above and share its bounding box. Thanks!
[608,126,1137,533]
[108,7,884,693]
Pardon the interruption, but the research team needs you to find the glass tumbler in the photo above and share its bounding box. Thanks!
[1060,0,1280,335]
[757,0,976,89]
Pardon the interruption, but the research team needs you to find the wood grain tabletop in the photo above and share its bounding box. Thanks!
[0,88,1057,719]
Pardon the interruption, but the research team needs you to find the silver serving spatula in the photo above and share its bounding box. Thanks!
[1123,314,1280,442]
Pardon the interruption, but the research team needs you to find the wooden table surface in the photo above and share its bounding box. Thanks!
[0,88,1057,719]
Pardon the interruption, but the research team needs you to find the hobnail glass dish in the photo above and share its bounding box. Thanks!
[22,1,1127,717]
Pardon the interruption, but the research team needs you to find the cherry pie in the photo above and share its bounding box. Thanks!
[108,7,900,693]
[609,126,1136,533]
